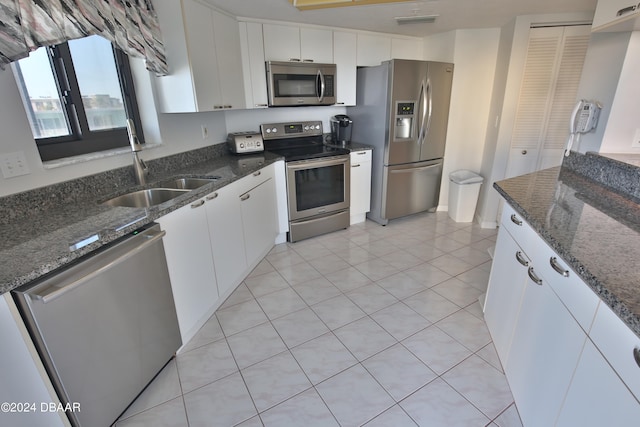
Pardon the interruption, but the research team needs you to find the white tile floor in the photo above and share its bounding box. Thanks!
[115,212,523,427]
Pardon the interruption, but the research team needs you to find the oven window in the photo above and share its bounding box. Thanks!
[294,164,345,211]
[274,74,317,97]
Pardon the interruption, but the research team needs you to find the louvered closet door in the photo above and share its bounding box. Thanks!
[506,26,590,178]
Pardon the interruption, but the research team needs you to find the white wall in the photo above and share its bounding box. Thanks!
[424,29,501,211]
[475,11,595,228]
[598,31,640,154]
[573,31,630,153]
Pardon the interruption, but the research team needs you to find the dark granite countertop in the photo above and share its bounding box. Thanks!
[494,162,640,338]
[0,147,282,295]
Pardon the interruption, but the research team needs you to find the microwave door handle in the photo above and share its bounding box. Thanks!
[317,69,325,102]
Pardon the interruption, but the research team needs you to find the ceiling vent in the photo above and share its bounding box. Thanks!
[394,14,439,24]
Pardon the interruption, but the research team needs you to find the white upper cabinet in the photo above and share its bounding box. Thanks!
[263,24,333,63]
[239,21,269,109]
[301,28,334,63]
[333,31,357,106]
[592,0,640,32]
[153,0,245,113]
[357,33,392,66]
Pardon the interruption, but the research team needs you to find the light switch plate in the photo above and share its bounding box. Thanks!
[1,151,31,178]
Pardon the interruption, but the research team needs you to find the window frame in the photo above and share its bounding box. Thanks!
[14,38,144,162]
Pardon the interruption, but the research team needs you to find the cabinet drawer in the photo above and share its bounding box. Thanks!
[533,242,600,333]
[350,150,371,163]
[235,164,275,195]
[589,302,640,401]
[500,203,539,257]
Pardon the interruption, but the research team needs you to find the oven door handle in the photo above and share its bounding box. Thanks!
[286,155,349,171]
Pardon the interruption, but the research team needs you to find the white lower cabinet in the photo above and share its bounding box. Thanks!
[240,176,278,264]
[486,199,640,426]
[159,163,281,345]
[504,263,586,427]
[349,150,372,225]
[205,183,247,298]
[556,340,640,426]
[157,198,219,343]
[483,227,529,361]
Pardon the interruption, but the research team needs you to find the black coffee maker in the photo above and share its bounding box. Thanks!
[330,115,353,145]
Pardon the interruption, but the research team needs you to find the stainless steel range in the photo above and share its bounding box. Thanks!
[261,121,350,242]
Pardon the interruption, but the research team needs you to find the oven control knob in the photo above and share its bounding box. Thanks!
[240,143,245,148]
[265,128,271,133]
[304,126,309,131]
[315,125,321,130]
[271,127,277,133]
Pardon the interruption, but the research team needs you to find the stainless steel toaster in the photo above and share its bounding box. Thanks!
[227,132,264,154]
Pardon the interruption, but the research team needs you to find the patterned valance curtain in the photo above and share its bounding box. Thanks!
[0,0,168,75]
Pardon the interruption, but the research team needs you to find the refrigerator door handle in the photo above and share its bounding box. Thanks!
[425,78,433,141]
[417,80,428,146]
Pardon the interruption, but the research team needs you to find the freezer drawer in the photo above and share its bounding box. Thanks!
[382,160,443,220]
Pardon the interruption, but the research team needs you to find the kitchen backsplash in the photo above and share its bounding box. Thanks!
[563,151,640,203]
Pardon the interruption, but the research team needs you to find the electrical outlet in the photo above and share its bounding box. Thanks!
[201,125,209,140]
[1,151,30,178]
[632,128,640,148]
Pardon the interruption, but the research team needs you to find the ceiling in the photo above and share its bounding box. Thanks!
[202,0,597,37]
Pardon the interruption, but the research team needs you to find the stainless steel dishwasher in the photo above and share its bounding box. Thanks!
[13,223,181,427]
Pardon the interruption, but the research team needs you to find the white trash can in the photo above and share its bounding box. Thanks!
[448,170,484,222]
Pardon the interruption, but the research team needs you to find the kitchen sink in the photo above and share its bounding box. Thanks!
[155,177,219,190]
[102,188,189,208]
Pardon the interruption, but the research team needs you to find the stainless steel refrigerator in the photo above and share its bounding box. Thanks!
[348,59,454,225]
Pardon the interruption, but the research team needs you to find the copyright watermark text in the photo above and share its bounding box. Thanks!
[1,401,80,413]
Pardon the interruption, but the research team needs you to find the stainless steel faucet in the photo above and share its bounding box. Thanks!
[126,119,148,185]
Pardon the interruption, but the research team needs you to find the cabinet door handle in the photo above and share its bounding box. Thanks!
[357,151,367,155]
[302,59,314,63]
[510,214,523,226]
[255,104,268,107]
[521,150,527,155]
[191,200,205,208]
[253,170,261,177]
[550,257,570,277]
[515,251,529,267]
[617,5,637,16]
[352,164,361,168]
[289,58,301,62]
[527,267,543,286]
[240,194,250,201]
[206,192,218,201]
[633,347,640,368]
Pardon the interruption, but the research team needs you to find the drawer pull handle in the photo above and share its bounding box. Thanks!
[510,214,523,226]
[515,251,529,267]
[527,267,543,286]
[634,347,640,368]
[253,171,261,177]
[206,192,218,201]
[617,5,637,16]
[352,164,361,168]
[550,257,569,277]
[191,200,205,208]
[357,151,367,155]
[240,194,250,201]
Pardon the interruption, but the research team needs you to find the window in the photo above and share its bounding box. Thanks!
[13,35,144,161]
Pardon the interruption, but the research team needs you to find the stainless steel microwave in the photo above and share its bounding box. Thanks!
[266,61,336,107]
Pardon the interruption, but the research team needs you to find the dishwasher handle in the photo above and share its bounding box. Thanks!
[32,227,166,304]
